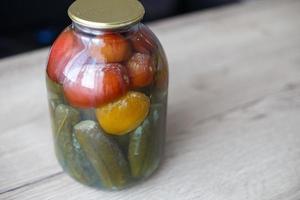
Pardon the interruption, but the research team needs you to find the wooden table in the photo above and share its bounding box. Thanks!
[1,0,300,199]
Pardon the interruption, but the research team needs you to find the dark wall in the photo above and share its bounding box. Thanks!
[0,0,239,58]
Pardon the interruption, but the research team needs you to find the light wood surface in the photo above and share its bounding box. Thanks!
[1,0,300,199]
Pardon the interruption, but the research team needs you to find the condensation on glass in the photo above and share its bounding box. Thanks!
[45,0,168,190]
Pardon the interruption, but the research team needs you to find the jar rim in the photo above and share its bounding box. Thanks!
[68,0,145,30]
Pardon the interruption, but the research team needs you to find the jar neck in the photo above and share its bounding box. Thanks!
[72,22,139,35]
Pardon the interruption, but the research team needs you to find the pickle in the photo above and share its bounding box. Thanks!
[46,75,65,109]
[128,119,151,178]
[151,89,168,104]
[49,99,63,128]
[54,104,78,167]
[54,105,98,186]
[113,134,130,157]
[134,86,152,97]
[157,48,169,88]
[54,104,79,140]
[46,75,65,130]
[70,132,100,186]
[142,103,166,176]
[79,108,98,121]
[128,101,167,178]
[46,74,64,98]
[74,120,130,189]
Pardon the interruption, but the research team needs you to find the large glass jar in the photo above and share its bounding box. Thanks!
[45,0,168,190]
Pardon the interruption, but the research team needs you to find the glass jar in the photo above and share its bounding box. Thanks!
[45,0,168,190]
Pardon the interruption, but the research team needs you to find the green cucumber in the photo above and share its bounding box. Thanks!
[54,104,98,186]
[128,119,151,178]
[113,134,130,157]
[128,102,167,178]
[46,74,63,96]
[46,75,65,130]
[74,120,130,189]
[142,103,166,176]
[79,108,98,121]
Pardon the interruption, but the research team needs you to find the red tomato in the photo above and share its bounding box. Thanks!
[131,25,157,54]
[47,28,83,83]
[96,64,130,106]
[63,78,97,108]
[126,53,155,88]
[63,63,129,108]
[90,33,131,63]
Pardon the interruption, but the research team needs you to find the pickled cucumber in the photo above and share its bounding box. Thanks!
[142,103,167,176]
[46,74,64,97]
[113,134,130,157]
[128,119,151,178]
[46,75,65,130]
[79,108,98,121]
[54,104,98,186]
[74,120,130,189]
[128,101,167,178]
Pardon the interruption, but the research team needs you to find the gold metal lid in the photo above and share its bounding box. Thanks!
[68,0,145,29]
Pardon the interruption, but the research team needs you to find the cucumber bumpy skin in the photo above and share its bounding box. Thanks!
[74,120,130,189]
[54,104,99,186]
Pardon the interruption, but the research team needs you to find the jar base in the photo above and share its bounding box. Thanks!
[60,158,161,191]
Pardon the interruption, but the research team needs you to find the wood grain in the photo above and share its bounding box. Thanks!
[1,0,300,199]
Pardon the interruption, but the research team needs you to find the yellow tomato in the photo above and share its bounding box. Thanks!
[96,91,150,135]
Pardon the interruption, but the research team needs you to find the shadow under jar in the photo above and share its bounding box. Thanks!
[45,0,168,190]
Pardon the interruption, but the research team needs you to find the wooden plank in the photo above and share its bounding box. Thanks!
[0,49,63,194]
[0,0,300,198]
[3,76,300,200]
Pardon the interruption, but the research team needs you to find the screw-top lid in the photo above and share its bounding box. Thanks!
[68,0,145,29]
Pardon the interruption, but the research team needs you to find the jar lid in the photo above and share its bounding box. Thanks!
[68,0,145,29]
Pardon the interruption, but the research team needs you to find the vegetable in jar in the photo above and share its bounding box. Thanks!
[45,0,168,190]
